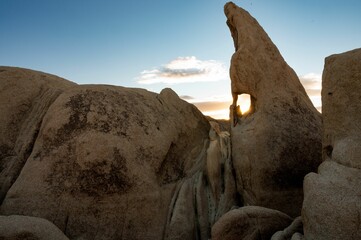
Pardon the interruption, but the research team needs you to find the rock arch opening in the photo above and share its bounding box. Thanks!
[238,94,251,114]
[232,93,255,126]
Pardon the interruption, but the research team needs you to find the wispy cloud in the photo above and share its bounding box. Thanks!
[299,73,322,111]
[137,56,228,84]
[179,95,194,100]
[299,73,322,90]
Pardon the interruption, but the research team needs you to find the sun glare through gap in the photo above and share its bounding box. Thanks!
[239,94,251,114]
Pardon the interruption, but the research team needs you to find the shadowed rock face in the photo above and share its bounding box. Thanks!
[224,2,322,217]
[303,48,361,240]
[0,67,238,239]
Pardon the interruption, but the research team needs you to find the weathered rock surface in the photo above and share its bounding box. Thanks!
[224,2,322,217]
[211,206,292,240]
[271,216,303,240]
[290,233,304,240]
[303,161,361,239]
[321,48,361,167]
[0,215,69,240]
[302,48,361,240]
[0,67,238,239]
[0,66,75,203]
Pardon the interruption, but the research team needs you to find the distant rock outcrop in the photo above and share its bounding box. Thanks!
[302,48,361,240]
[224,2,322,217]
[0,67,238,239]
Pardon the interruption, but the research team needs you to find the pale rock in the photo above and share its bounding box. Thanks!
[321,48,361,168]
[302,48,361,240]
[271,216,303,240]
[303,161,361,239]
[211,206,292,240]
[224,2,322,217]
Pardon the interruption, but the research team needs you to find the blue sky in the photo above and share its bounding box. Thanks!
[1,0,361,118]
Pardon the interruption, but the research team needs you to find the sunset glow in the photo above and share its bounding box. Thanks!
[239,94,251,115]
[186,93,252,120]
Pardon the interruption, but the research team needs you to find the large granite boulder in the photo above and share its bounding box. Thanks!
[0,67,238,239]
[303,161,361,240]
[224,2,322,217]
[211,206,292,240]
[0,67,75,203]
[321,48,361,167]
[303,48,361,240]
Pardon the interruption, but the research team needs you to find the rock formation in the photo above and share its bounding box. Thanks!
[1,3,358,239]
[0,67,75,203]
[271,216,303,240]
[0,215,69,240]
[206,121,231,209]
[0,67,238,239]
[302,48,361,240]
[211,206,292,240]
[224,2,322,217]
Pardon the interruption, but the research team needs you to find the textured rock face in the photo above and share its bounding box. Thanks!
[0,215,69,240]
[271,216,303,240]
[303,48,361,240]
[211,206,292,240]
[0,67,238,239]
[321,48,361,168]
[0,67,75,203]
[224,2,322,217]
[303,161,361,240]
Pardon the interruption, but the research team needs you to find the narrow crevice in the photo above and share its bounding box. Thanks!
[220,164,225,194]
[230,157,244,207]
[324,145,333,159]
[63,215,70,235]
[162,181,184,240]
[229,134,244,207]
[193,175,201,240]
[156,95,164,105]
